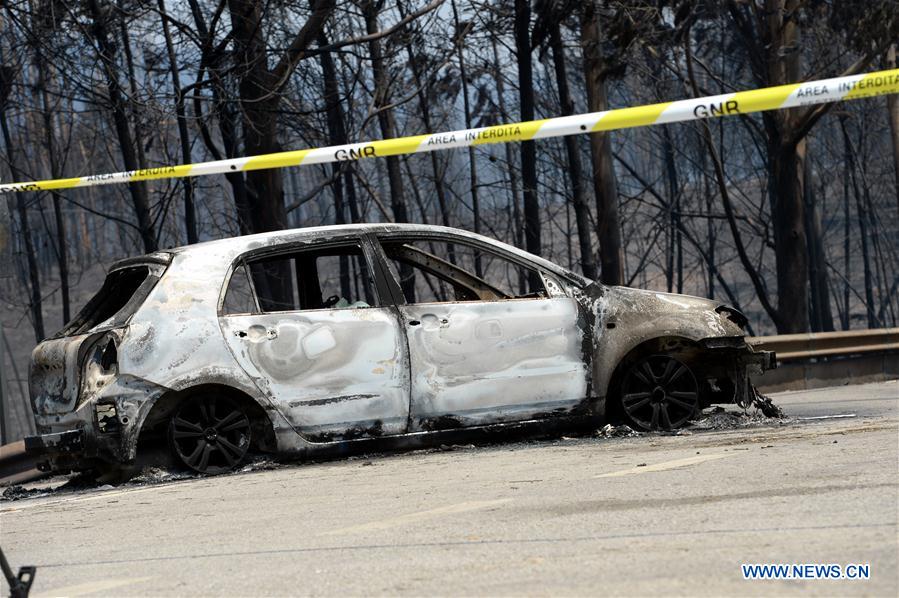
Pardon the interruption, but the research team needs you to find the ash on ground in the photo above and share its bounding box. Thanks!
[596,389,788,436]
[237,456,283,473]
[128,467,196,485]
[690,406,794,430]
[1,485,52,501]
[130,455,283,485]
[597,423,642,438]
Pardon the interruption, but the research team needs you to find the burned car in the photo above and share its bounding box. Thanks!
[26,224,774,475]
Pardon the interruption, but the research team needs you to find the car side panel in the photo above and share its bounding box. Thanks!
[219,308,410,441]
[114,249,256,393]
[400,297,588,429]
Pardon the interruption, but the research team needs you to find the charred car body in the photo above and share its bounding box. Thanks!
[26,224,774,475]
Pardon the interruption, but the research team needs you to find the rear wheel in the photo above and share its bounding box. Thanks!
[620,354,699,431]
[168,394,251,474]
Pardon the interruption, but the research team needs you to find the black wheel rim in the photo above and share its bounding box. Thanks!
[169,396,251,474]
[621,355,699,431]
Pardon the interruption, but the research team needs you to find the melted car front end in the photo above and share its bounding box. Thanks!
[586,285,775,428]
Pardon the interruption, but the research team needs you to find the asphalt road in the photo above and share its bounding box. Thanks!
[2,381,897,597]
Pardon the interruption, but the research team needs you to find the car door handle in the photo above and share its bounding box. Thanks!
[233,326,277,340]
[408,320,421,326]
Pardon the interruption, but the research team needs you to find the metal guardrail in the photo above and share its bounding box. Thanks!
[1,328,897,486]
[748,328,899,361]
[0,441,42,486]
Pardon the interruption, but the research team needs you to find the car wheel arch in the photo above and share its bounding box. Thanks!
[602,335,703,421]
[135,383,278,459]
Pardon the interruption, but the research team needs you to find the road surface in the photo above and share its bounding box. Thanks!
[2,381,897,596]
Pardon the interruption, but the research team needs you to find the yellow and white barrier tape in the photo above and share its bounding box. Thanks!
[1,69,897,194]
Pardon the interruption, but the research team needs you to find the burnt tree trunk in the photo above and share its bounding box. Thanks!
[87,0,157,253]
[804,159,835,331]
[705,172,715,300]
[491,36,525,293]
[399,1,452,239]
[887,45,899,213]
[318,30,354,296]
[118,1,148,174]
[451,0,481,275]
[35,54,70,324]
[227,0,333,305]
[364,1,414,299]
[187,0,252,234]
[549,22,596,280]
[227,0,334,235]
[0,81,45,341]
[158,0,198,244]
[725,0,880,332]
[760,0,808,332]
[228,0,287,234]
[841,143,851,330]
[581,2,623,285]
[662,127,681,293]
[683,33,782,327]
[769,134,809,332]
[514,0,542,291]
[219,95,254,234]
[840,119,878,327]
[363,2,409,225]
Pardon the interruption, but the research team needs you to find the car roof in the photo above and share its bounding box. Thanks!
[116,223,590,286]
[166,223,427,254]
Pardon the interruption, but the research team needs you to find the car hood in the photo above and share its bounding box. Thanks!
[605,286,722,312]
[592,285,747,338]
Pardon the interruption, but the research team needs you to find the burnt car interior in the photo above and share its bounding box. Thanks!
[224,243,375,314]
[381,238,547,304]
[57,265,154,336]
[222,236,552,313]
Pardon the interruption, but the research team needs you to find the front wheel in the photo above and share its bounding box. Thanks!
[168,395,252,474]
[620,354,699,431]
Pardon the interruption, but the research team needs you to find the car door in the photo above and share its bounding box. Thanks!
[218,238,410,442]
[374,234,589,431]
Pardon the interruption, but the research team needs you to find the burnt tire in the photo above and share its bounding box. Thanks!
[168,394,251,474]
[620,354,699,431]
